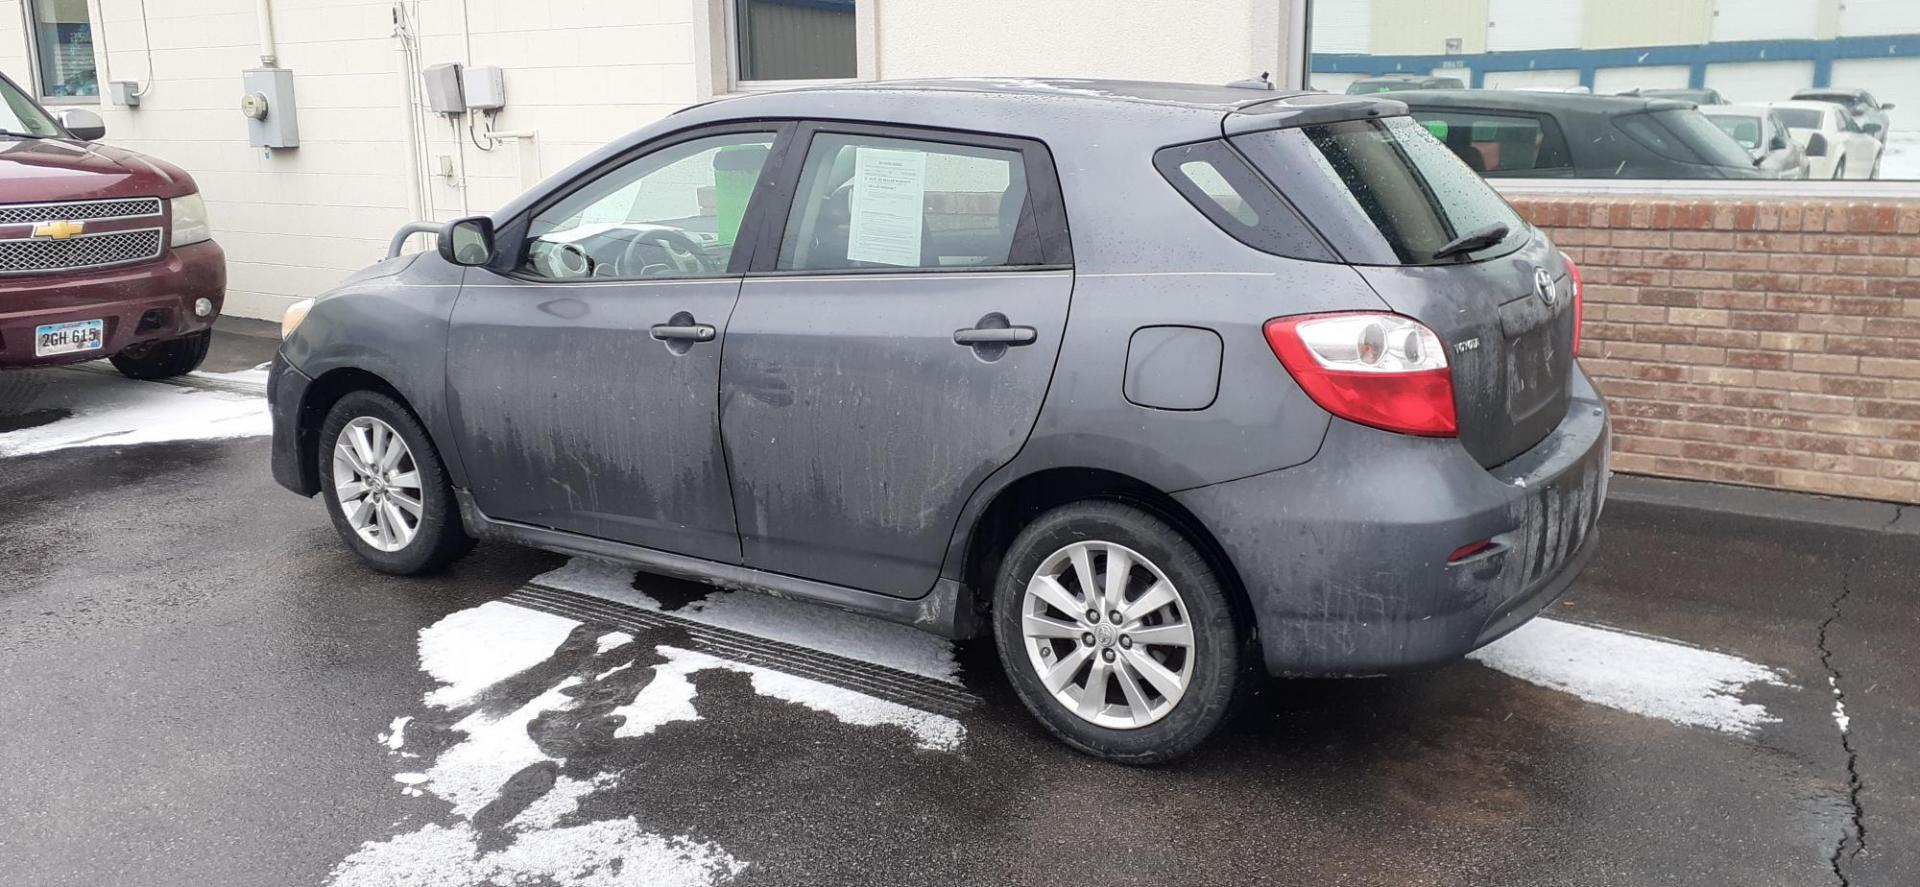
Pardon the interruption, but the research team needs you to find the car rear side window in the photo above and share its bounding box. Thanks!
[1409,111,1571,173]
[1231,116,1527,266]
[1152,140,1332,262]
[776,133,1039,272]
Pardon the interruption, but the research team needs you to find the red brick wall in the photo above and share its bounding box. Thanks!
[1507,195,1920,505]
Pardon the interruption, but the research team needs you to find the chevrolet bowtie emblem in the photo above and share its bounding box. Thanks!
[32,220,85,240]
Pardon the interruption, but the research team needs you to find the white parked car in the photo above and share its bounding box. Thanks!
[1765,100,1883,180]
[1699,104,1809,179]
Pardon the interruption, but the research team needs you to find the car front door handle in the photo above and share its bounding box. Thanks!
[953,326,1037,346]
[651,323,716,343]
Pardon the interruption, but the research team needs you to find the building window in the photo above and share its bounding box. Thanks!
[733,0,856,84]
[1306,0,1920,184]
[28,0,99,100]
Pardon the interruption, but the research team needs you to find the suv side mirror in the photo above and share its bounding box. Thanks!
[58,108,106,141]
[440,216,495,266]
[1862,122,1883,136]
[1805,132,1829,158]
[1881,102,1896,111]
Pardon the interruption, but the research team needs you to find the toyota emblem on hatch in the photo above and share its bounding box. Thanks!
[1534,267,1557,306]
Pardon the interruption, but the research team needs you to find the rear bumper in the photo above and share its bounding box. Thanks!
[1174,365,1612,677]
[0,240,226,369]
[268,351,320,496]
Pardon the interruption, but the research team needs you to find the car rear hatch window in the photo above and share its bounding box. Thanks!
[1616,109,1756,171]
[1230,116,1574,467]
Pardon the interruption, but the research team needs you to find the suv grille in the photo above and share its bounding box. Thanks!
[0,229,165,274]
[0,197,163,225]
[0,197,166,274]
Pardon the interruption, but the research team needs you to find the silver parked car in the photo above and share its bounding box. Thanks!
[269,80,1609,763]
[1699,104,1810,179]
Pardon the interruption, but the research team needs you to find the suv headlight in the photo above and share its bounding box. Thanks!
[170,192,212,247]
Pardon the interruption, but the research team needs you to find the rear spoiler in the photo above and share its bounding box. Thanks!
[1224,93,1408,137]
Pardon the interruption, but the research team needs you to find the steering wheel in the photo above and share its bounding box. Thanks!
[616,228,717,277]
[537,241,596,279]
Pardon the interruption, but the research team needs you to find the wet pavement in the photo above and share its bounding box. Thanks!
[0,321,1914,887]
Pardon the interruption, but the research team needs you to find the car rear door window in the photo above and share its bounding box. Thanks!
[1410,111,1571,174]
[520,132,775,280]
[775,133,1039,271]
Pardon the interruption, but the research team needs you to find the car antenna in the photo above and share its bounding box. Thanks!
[1227,72,1274,91]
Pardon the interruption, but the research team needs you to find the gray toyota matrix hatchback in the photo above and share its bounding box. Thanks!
[269,80,1609,763]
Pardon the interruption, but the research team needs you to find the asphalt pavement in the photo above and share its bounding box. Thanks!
[0,321,1913,887]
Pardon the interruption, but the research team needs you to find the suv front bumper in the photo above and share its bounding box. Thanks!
[0,241,225,369]
[1175,365,1611,677]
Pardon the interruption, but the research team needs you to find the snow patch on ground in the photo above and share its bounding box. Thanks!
[1878,130,1920,181]
[328,821,745,887]
[0,369,268,457]
[1470,617,1789,736]
[419,601,578,709]
[604,645,963,751]
[333,596,968,886]
[534,558,961,683]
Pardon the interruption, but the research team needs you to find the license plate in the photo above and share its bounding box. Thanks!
[34,319,105,357]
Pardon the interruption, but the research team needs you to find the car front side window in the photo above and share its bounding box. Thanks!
[520,132,775,281]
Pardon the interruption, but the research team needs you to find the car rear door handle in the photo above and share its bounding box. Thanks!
[953,326,1037,346]
[651,323,716,342]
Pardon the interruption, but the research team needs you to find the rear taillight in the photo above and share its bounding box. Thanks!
[1562,251,1584,356]
[1263,312,1458,437]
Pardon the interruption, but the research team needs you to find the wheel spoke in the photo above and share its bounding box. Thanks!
[349,423,378,469]
[1041,645,1093,694]
[1122,580,1177,624]
[388,470,421,491]
[367,503,387,545]
[1076,658,1111,718]
[1027,574,1085,621]
[390,491,424,518]
[1103,546,1133,605]
[344,497,373,529]
[381,501,412,544]
[1122,647,1186,702]
[1126,621,1193,649]
[335,480,369,502]
[1023,613,1084,641]
[378,435,407,473]
[1111,655,1155,725]
[335,441,372,476]
[1070,544,1101,610]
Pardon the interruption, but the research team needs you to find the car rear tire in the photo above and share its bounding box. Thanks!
[110,329,212,380]
[992,500,1248,765]
[318,390,474,575]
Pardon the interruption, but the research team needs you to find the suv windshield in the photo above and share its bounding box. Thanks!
[0,76,62,137]
[1231,116,1528,266]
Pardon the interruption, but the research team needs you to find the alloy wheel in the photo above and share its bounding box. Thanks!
[1020,540,1196,729]
[332,416,424,553]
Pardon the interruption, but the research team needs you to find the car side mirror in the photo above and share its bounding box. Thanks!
[1770,134,1789,151]
[1805,133,1828,158]
[1881,102,1896,111]
[1863,122,1883,136]
[58,108,106,141]
[440,216,495,267]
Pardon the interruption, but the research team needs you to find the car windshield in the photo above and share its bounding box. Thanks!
[1649,109,1757,168]
[0,76,62,136]
[1708,115,1763,150]
[1775,108,1824,129]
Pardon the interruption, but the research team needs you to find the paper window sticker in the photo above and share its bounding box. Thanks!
[846,147,929,267]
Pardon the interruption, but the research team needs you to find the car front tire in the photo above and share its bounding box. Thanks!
[992,500,1248,765]
[318,390,474,575]
[110,329,211,380]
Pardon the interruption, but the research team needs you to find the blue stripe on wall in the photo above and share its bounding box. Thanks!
[1313,35,1920,90]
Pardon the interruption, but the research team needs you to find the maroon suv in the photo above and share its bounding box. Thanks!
[1,71,224,379]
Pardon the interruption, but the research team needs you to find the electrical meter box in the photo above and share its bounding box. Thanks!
[423,63,466,115]
[241,67,299,148]
[462,66,506,112]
